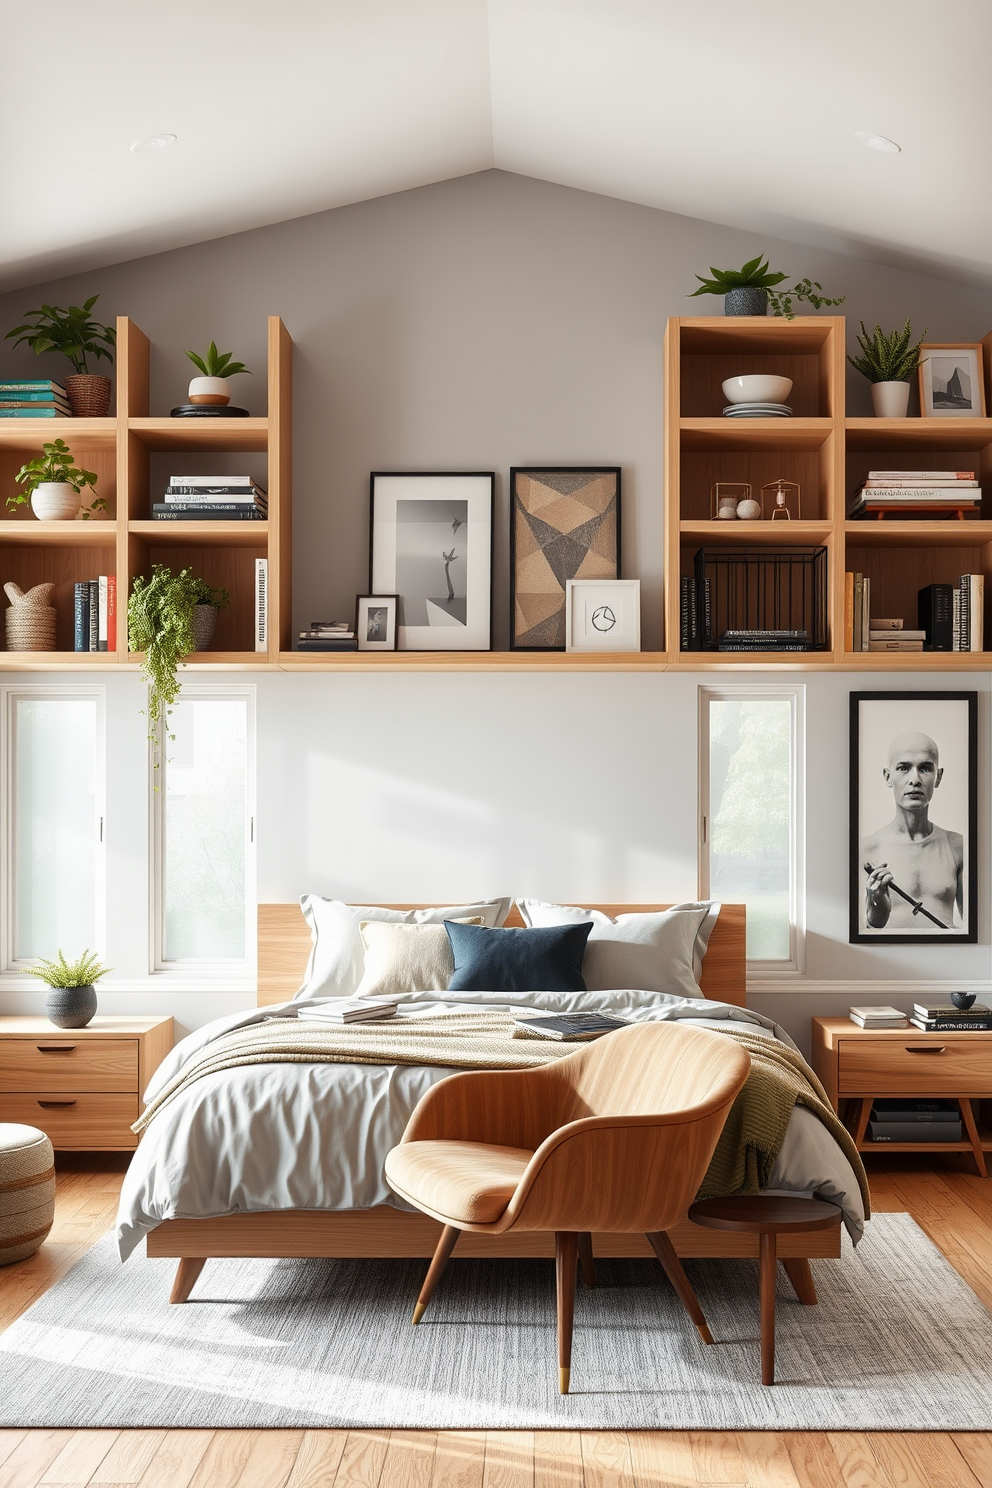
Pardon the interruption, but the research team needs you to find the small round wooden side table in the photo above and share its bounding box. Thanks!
[688,1196,842,1385]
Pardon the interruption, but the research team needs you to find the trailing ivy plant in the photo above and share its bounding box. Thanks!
[7,438,109,518]
[690,257,844,320]
[4,294,116,374]
[184,341,252,379]
[847,319,926,383]
[128,565,230,753]
[24,948,112,988]
[767,278,846,319]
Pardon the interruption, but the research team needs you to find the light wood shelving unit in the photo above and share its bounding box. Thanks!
[4,313,991,672]
[664,316,992,669]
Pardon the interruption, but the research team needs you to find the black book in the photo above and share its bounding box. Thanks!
[73,583,89,653]
[169,404,250,418]
[165,485,267,498]
[680,577,692,651]
[150,507,266,521]
[717,641,810,652]
[296,638,359,651]
[871,1099,959,1123]
[700,576,712,647]
[88,580,99,652]
[918,583,954,650]
[867,1119,962,1143]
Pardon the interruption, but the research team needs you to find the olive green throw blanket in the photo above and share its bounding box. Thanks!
[133,1014,869,1215]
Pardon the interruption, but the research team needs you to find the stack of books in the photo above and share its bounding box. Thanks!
[866,1099,962,1144]
[910,1000,992,1032]
[918,578,984,652]
[297,620,358,652]
[152,475,267,521]
[0,379,70,418]
[848,470,981,520]
[74,577,117,652]
[849,1005,908,1029]
[716,629,808,652]
[301,996,398,1024]
[865,618,925,654]
[845,572,871,651]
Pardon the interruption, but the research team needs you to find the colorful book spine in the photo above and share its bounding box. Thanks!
[151,507,265,520]
[0,381,67,394]
[0,408,70,418]
[255,558,267,652]
[88,581,99,652]
[98,576,108,652]
[107,576,116,652]
[73,583,89,652]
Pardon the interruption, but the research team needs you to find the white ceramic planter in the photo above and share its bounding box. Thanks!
[871,380,911,418]
[31,482,81,521]
[188,376,231,406]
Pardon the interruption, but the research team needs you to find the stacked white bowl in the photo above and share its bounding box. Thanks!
[722,375,794,418]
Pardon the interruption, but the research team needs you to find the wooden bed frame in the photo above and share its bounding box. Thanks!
[148,902,840,1301]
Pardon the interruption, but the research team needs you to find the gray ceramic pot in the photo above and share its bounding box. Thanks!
[46,984,97,1029]
[724,287,768,317]
[192,604,218,650]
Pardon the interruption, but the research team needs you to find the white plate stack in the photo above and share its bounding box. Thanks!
[722,401,793,418]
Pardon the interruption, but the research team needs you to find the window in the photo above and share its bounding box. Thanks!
[153,687,255,969]
[698,685,804,971]
[2,687,105,967]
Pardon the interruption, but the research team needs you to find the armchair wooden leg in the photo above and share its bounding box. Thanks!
[412,1224,460,1325]
[577,1231,596,1289]
[645,1230,713,1345]
[169,1257,206,1304]
[556,1231,578,1394]
[782,1257,817,1305]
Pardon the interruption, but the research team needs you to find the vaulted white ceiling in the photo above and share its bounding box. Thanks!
[2,0,989,292]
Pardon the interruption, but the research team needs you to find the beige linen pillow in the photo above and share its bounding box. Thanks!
[354,918,484,999]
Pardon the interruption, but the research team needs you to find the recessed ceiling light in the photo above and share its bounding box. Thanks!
[855,131,901,154]
[130,134,177,154]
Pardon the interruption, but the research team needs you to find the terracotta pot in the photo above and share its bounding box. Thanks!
[188,376,231,406]
[30,482,81,521]
[871,381,911,418]
[64,374,112,418]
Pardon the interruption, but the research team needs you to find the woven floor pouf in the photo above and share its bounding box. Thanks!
[0,1124,56,1266]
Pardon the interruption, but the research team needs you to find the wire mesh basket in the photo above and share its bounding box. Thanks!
[692,547,828,651]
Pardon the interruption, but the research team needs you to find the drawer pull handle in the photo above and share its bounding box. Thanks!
[905,1046,945,1054]
[36,1045,77,1053]
[37,1099,76,1108]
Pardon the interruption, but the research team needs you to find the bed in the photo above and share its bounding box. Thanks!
[121,902,862,1303]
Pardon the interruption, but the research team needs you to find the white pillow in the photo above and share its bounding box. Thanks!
[354,918,483,999]
[294,896,512,1001]
[515,900,721,999]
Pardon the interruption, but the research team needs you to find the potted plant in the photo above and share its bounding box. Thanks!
[7,438,108,521]
[4,295,116,416]
[128,564,231,741]
[847,319,926,417]
[690,256,844,318]
[183,341,252,406]
[24,948,113,1029]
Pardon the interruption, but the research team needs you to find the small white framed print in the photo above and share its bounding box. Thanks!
[565,579,640,652]
[356,594,398,651]
[918,344,986,418]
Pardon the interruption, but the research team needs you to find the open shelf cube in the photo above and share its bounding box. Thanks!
[675,317,843,420]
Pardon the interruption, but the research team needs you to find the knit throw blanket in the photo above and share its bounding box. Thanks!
[132,1014,870,1215]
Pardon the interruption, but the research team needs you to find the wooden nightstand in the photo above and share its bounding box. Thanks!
[0,1015,174,1151]
[812,1016,992,1177]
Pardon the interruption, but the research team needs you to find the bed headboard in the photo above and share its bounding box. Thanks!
[256,902,747,1008]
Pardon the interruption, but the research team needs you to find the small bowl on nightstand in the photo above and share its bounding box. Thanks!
[951,992,977,1010]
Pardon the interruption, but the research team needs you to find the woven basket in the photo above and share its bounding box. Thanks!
[0,1125,55,1267]
[4,582,57,652]
[64,374,112,418]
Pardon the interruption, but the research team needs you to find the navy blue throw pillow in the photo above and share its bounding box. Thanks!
[445,919,593,993]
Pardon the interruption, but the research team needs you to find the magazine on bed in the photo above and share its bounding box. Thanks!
[512,1012,630,1041]
[299,996,398,1024]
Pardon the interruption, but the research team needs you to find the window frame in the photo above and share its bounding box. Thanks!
[150,682,256,977]
[0,682,107,972]
[697,682,806,975]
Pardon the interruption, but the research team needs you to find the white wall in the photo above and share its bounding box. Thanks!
[1,172,990,1055]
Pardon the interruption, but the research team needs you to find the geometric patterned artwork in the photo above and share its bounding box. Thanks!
[510,467,621,648]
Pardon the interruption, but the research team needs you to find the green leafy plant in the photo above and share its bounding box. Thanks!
[184,341,252,379]
[767,278,846,319]
[23,949,112,988]
[128,565,231,745]
[7,438,108,518]
[4,294,115,374]
[847,319,926,383]
[690,255,788,296]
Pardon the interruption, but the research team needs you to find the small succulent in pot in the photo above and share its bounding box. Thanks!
[183,342,252,406]
[24,949,113,1029]
[4,294,116,416]
[8,438,108,521]
[847,319,926,417]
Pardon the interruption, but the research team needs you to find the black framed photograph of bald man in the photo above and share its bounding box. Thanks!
[850,692,977,944]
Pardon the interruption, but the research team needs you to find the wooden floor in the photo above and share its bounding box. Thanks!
[2,1154,992,1487]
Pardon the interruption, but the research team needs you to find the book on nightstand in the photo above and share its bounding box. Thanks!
[849,1005,908,1029]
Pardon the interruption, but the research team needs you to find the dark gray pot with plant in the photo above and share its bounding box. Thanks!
[25,950,112,1029]
[4,295,116,417]
[690,256,844,320]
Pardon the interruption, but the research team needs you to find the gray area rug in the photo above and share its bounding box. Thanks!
[2,1213,991,1429]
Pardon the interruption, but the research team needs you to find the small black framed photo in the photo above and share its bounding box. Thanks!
[510,466,621,649]
[850,691,977,944]
[356,594,398,651]
[369,473,494,651]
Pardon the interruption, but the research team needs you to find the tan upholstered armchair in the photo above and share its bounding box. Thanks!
[385,1020,750,1392]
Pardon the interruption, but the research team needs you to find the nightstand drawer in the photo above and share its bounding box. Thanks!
[0,1039,138,1093]
[0,1093,140,1149]
[838,1038,992,1096]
